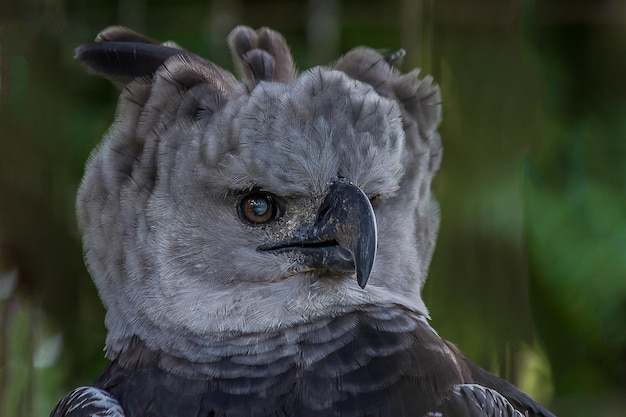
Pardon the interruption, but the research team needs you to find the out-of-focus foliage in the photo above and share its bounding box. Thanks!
[0,0,624,416]
[521,2,626,415]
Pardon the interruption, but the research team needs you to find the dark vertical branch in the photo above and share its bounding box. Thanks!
[0,248,17,416]
[24,307,35,417]
[0,300,10,415]
[400,0,421,69]
[421,0,437,76]
[206,0,243,66]
[118,0,147,33]
[400,0,437,85]
[0,45,7,105]
[307,0,340,64]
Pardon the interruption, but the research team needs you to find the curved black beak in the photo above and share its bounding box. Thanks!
[259,178,377,288]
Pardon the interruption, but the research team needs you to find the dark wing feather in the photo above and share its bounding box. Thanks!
[438,384,525,417]
[50,386,125,417]
[462,357,557,417]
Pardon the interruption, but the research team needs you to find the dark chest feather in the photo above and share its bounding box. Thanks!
[83,309,553,417]
[93,310,467,417]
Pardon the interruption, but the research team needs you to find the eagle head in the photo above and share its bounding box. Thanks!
[75,26,442,358]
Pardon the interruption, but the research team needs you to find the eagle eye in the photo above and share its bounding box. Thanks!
[240,192,278,224]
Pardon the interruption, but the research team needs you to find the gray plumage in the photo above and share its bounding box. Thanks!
[52,26,555,417]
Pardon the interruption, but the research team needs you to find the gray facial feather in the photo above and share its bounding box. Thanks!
[76,26,442,359]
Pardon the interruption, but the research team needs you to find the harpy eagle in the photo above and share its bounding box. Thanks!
[51,26,556,417]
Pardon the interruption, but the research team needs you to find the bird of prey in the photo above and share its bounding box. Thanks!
[51,26,556,417]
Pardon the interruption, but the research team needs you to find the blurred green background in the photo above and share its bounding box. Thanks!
[1,0,625,415]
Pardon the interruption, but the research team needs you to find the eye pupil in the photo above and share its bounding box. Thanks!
[240,192,278,224]
[251,198,268,216]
